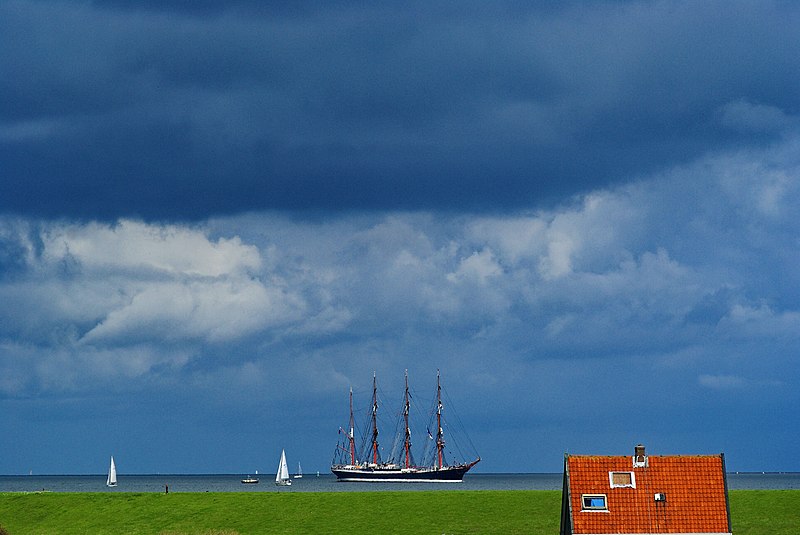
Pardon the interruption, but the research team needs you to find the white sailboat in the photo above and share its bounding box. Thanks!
[294,462,303,479]
[106,456,117,487]
[275,449,292,486]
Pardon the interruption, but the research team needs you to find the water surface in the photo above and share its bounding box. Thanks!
[1,472,795,493]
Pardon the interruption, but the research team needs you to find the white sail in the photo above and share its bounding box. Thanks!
[275,449,291,485]
[294,462,303,478]
[106,456,117,487]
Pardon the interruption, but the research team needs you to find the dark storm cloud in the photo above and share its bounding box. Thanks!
[2,0,799,219]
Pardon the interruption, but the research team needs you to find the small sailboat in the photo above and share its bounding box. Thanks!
[106,456,117,487]
[275,449,292,486]
[294,462,303,479]
[241,469,259,484]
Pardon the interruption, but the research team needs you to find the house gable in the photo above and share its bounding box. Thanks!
[560,446,732,535]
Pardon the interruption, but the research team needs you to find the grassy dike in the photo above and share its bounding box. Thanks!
[0,490,797,534]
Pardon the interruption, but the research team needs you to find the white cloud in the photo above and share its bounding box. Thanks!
[698,374,746,390]
[80,278,305,345]
[539,229,577,280]
[712,149,798,222]
[720,99,794,134]
[447,249,502,284]
[466,191,644,281]
[41,219,261,277]
[0,119,59,142]
[465,217,548,265]
[719,303,800,339]
[0,341,192,395]
[30,220,308,346]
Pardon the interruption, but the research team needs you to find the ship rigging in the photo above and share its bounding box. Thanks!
[331,370,480,482]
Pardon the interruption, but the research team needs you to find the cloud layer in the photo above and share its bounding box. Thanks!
[2,132,799,471]
[2,1,800,218]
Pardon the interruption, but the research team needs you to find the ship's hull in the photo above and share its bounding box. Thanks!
[331,460,478,482]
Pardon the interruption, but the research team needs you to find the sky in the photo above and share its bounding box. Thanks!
[1,0,799,475]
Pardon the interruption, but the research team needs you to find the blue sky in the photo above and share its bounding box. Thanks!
[1,0,799,475]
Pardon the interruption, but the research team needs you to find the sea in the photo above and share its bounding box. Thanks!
[1,472,797,493]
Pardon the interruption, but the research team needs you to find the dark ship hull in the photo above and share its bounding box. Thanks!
[332,460,479,482]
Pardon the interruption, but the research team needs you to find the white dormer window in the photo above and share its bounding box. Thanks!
[609,471,636,488]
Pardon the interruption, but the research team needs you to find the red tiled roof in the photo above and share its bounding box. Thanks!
[563,453,731,534]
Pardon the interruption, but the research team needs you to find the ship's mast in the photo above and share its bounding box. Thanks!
[371,372,379,465]
[403,369,412,469]
[348,386,356,466]
[436,369,445,469]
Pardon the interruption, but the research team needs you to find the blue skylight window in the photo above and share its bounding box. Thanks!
[581,494,608,510]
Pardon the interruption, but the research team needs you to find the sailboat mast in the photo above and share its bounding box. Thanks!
[436,369,445,469]
[403,369,412,469]
[371,372,379,464]
[348,387,356,465]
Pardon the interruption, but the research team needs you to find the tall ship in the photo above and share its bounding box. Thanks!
[331,370,480,482]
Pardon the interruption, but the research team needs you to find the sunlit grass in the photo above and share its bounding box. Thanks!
[0,490,796,534]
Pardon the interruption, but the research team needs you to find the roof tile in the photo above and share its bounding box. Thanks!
[564,454,730,534]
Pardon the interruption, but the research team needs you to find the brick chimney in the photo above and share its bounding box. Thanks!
[633,443,648,468]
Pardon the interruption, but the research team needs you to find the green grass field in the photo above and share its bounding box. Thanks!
[0,490,797,534]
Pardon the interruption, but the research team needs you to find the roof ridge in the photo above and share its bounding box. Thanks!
[565,453,724,458]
